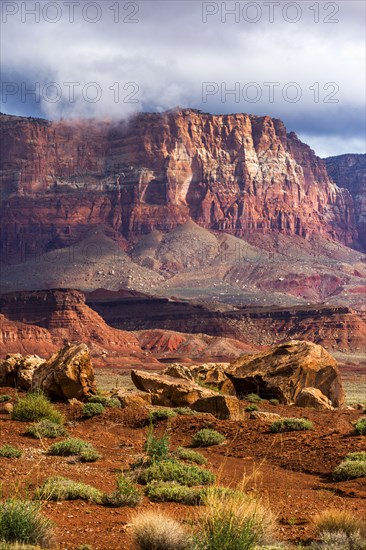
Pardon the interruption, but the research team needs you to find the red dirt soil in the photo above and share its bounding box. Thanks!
[0,387,365,550]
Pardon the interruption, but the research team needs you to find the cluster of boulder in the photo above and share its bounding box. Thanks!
[0,343,96,401]
[0,339,345,419]
[130,340,344,418]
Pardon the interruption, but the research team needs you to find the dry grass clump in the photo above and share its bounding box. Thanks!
[313,509,365,538]
[193,488,276,550]
[131,511,191,550]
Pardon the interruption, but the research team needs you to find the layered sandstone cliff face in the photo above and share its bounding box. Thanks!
[325,154,365,251]
[0,109,358,262]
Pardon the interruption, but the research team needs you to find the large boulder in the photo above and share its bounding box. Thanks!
[32,343,96,400]
[131,370,240,420]
[225,340,344,408]
[0,354,45,389]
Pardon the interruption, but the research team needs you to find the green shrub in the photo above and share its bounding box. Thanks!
[174,407,196,416]
[193,489,275,550]
[102,474,141,507]
[247,394,263,404]
[0,396,12,404]
[88,396,120,408]
[25,420,67,439]
[191,429,225,447]
[245,404,259,412]
[144,428,170,463]
[36,476,103,503]
[11,392,63,424]
[313,508,366,538]
[146,481,203,505]
[354,418,366,435]
[131,511,190,550]
[174,447,207,465]
[82,403,105,418]
[269,399,280,406]
[47,438,92,456]
[0,499,53,547]
[333,460,366,481]
[270,418,313,433]
[137,459,215,486]
[79,448,101,463]
[345,451,366,462]
[148,409,177,423]
[0,446,22,459]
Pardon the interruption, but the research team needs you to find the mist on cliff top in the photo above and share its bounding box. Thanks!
[1,0,365,157]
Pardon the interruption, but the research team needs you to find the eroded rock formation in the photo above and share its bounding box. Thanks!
[0,109,359,264]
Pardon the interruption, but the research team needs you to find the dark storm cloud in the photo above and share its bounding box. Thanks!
[0,0,365,156]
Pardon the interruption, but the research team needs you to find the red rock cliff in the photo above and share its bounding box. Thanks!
[0,109,357,261]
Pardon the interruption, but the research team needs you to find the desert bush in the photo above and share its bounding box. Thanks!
[354,418,366,435]
[246,405,259,412]
[144,428,170,463]
[102,474,141,507]
[0,499,53,548]
[25,420,67,439]
[36,476,102,503]
[333,459,366,481]
[82,403,105,418]
[0,446,22,459]
[193,488,276,550]
[131,511,190,550]
[88,396,120,408]
[79,448,101,463]
[148,409,177,423]
[174,407,196,416]
[0,396,12,404]
[313,508,365,538]
[346,452,366,462]
[270,418,313,433]
[136,459,215,486]
[191,429,225,447]
[174,447,207,465]
[11,392,63,424]
[310,530,366,550]
[47,438,92,456]
[247,394,263,404]
[269,399,280,406]
[146,481,203,505]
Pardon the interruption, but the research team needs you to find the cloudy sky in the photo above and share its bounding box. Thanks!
[1,0,365,157]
